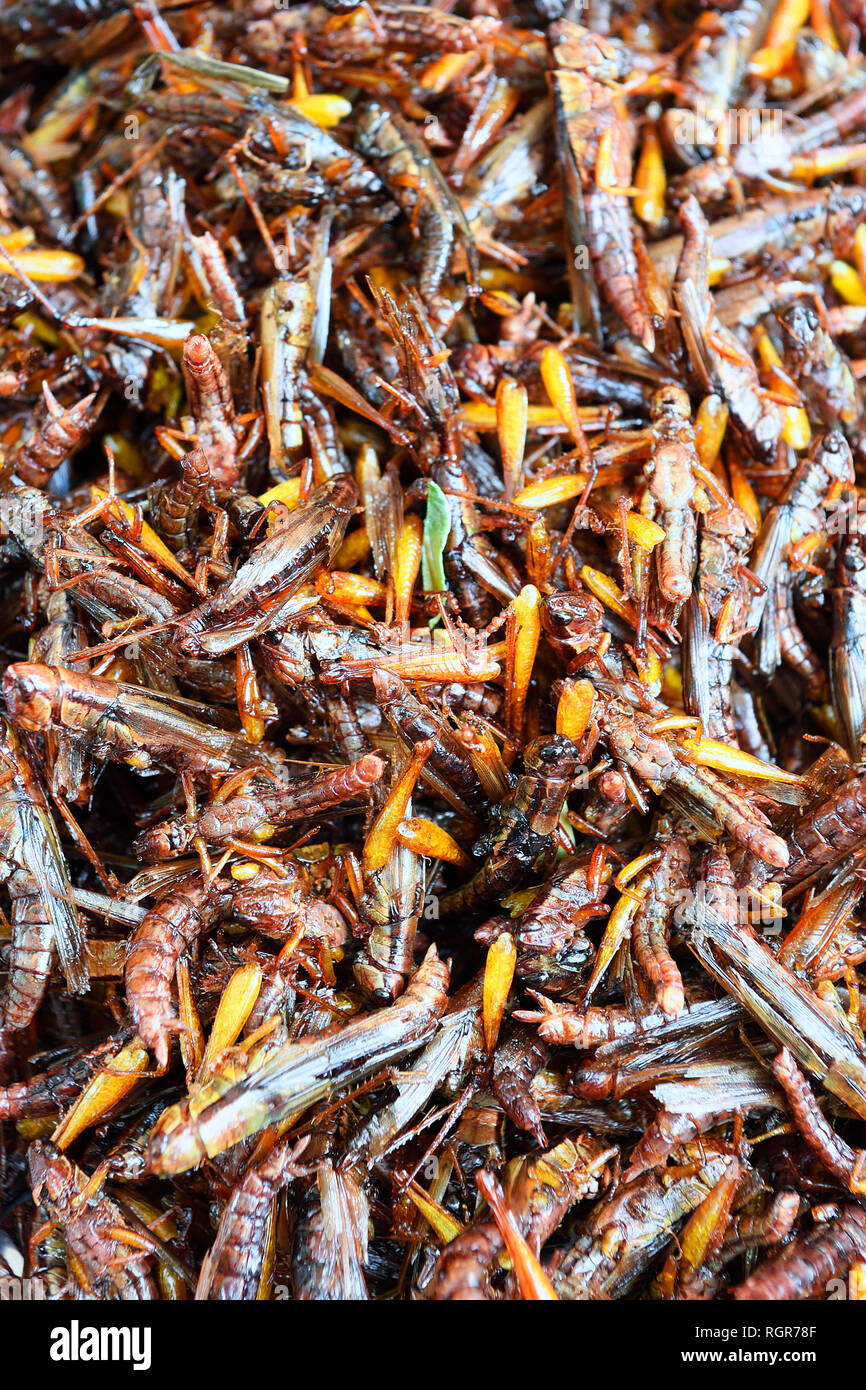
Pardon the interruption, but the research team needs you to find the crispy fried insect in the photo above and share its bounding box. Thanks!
[135,755,385,861]
[552,70,656,351]
[516,996,672,1048]
[747,431,855,684]
[675,196,785,463]
[508,853,609,991]
[11,385,99,489]
[684,853,866,1121]
[291,1160,369,1301]
[3,664,284,781]
[631,825,690,1017]
[28,1140,158,1300]
[645,386,698,608]
[779,303,865,458]
[196,1135,309,1300]
[355,101,478,314]
[685,491,756,742]
[596,690,789,868]
[831,527,866,760]
[732,1206,866,1301]
[0,1033,118,1120]
[148,448,211,559]
[492,1025,549,1146]
[0,719,85,1030]
[147,948,450,1172]
[429,1137,612,1300]
[126,875,237,1070]
[782,766,866,888]
[29,587,92,803]
[772,1047,866,1195]
[181,338,242,488]
[373,669,483,811]
[550,1152,732,1300]
[440,736,582,915]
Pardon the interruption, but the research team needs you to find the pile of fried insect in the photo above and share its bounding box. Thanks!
[2,0,866,1301]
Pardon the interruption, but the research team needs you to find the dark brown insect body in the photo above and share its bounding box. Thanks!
[174,474,358,657]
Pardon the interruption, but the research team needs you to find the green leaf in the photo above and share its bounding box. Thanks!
[421,480,451,596]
